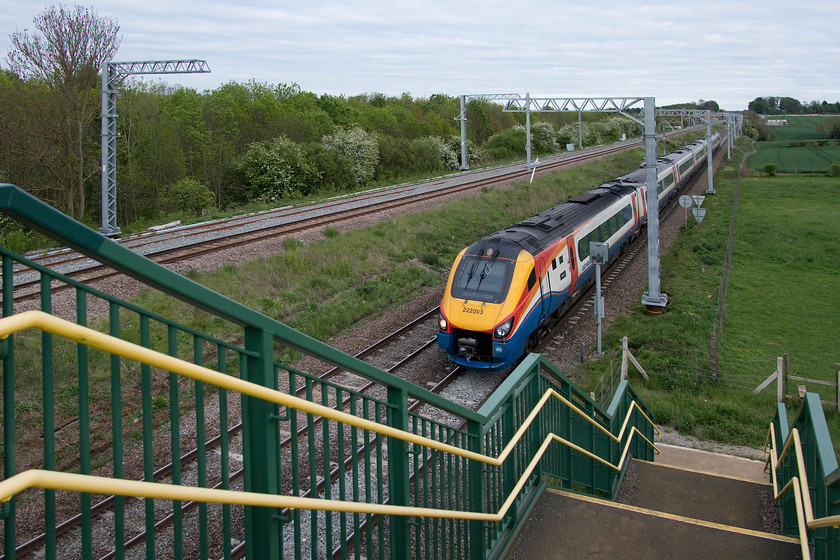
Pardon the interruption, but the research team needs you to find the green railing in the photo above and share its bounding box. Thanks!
[0,183,656,559]
[769,393,840,560]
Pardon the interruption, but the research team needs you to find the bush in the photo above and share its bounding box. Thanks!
[830,163,840,177]
[238,136,318,201]
[484,125,527,159]
[304,143,356,192]
[764,163,778,176]
[530,121,559,154]
[446,136,486,168]
[161,178,215,217]
[322,126,379,186]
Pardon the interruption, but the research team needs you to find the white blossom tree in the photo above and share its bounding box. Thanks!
[322,126,379,186]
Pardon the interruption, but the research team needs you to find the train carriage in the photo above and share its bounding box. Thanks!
[437,132,721,371]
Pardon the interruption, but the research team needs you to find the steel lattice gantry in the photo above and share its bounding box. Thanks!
[456,94,522,170]
[498,96,667,308]
[99,59,211,235]
[645,108,743,195]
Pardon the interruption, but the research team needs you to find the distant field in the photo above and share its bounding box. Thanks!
[748,115,840,173]
[722,174,840,392]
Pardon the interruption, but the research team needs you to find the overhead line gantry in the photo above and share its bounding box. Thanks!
[99,59,210,236]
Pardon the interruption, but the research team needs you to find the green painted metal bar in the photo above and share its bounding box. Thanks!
[362,399,373,560]
[168,325,184,560]
[140,314,155,560]
[305,377,318,559]
[217,345,233,560]
[350,395,360,559]
[40,274,56,560]
[467,419,484,560]
[336,386,347,560]
[76,289,93,559]
[193,336,208,559]
[320,382,333,557]
[109,301,125,559]
[2,254,16,558]
[241,327,281,559]
[387,387,411,559]
[289,369,302,559]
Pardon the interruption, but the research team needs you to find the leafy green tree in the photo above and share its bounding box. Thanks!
[816,118,840,139]
[748,97,768,114]
[116,82,187,222]
[322,126,379,186]
[699,99,720,112]
[237,136,317,200]
[161,177,215,217]
[484,125,527,159]
[6,4,121,220]
[778,97,803,114]
[531,121,559,154]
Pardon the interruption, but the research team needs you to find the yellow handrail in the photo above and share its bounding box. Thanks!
[766,424,840,560]
[0,310,659,521]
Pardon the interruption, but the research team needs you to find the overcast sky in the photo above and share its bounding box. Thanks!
[2,0,838,111]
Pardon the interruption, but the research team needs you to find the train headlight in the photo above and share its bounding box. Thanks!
[494,318,513,339]
[438,313,448,331]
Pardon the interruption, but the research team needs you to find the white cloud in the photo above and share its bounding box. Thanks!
[1,0,838,109]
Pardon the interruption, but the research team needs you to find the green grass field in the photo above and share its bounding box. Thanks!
[575,138,840,451]
[749,115,840,173]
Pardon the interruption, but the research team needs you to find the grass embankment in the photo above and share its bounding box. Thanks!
[575,137,840,452]
[748,115,840,174]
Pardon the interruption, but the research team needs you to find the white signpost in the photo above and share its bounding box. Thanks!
[679,195,692,227]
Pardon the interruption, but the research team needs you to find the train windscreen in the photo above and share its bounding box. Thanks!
[450,257,513,303]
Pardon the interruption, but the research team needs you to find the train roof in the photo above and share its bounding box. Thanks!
[463,133,720,260]
[465,181,637,258]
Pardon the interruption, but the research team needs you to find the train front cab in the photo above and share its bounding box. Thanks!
[437,245,543,371]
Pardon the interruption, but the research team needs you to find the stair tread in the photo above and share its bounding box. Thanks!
[656,442,768,483]
[617,459,775,532]
[508,489,801,560]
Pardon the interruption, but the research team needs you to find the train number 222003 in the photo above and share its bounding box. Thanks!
[462,305,484,315]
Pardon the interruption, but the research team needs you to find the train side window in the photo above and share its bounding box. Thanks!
[569,245,576,269]
[560,271,567,280]
[552,259,557,270]
[559,254,564,264]
[578,237,590,260]
[527,269,537,291]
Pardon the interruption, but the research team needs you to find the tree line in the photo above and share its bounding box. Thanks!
[748,96,840,115]
[0,6,644,252]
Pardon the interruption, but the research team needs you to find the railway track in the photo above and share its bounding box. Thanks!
[9,140,648,302]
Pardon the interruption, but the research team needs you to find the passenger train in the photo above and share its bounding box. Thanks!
[437,132,723,371]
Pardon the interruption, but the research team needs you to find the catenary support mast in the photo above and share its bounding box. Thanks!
[100,59,210,235]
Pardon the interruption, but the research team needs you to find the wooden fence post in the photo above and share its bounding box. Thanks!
[777,357,784,403]
[783,354,789,399]
[836,363,840,412]
[621,337,628,380]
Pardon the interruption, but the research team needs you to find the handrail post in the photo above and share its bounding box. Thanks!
[502,397,517,526]
[467,419,486,560]
[387,386,411,559]
[2,255,16,558]
[242,327,281,559]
